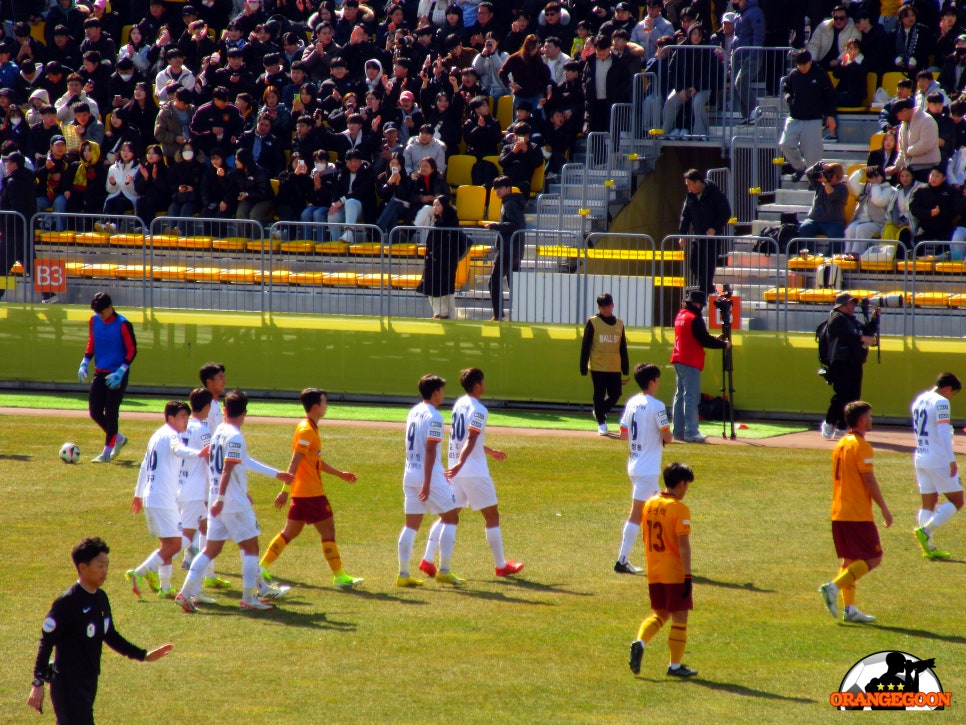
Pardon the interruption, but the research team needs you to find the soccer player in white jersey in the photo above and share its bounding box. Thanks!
[420,368,524,578]
[397,374,463,587]
[178,389,212,580]
[615,363,672,574]
[198,362,230,589]
[176,390,293,612]
[126,401,209,599]
[912,372,963,559]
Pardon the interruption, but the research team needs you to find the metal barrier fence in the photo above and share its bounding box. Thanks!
[0,210,31,302]
[506,229,583,323]
[727,46,794,141]
[910,240,966,339]
[730,134,783,225]
[652,45,728,142]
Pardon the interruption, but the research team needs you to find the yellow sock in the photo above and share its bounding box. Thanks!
[323,540,342,574]
[668,623,687,665]
[832,560,870,590]
[637,614,665,644]
[260,533,288,569]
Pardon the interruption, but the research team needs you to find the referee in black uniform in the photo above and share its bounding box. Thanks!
[28,537,173,722]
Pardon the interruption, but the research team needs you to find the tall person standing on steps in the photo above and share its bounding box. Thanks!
[580,293,630,436]
[483,176,526,322]
[78,292,136,463]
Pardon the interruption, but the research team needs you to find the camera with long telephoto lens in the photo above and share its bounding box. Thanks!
[714,285,733,328]
[862,293,904,310]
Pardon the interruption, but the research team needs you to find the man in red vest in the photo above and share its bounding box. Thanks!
[670,289,729,443]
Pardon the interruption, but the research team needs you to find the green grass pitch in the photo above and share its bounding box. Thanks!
[2,412,963,723]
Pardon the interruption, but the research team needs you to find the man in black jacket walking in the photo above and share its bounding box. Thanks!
[678,169,732,295]
[821,292,878,439]
[484,176,526,321]
[779,49,836,181]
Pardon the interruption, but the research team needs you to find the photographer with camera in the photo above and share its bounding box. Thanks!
[798,160,848,254]
[820,293,878,440]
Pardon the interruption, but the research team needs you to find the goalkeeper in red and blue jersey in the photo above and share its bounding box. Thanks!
[78,293,137,463]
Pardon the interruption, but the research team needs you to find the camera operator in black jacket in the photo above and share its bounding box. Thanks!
[821,292,878,439]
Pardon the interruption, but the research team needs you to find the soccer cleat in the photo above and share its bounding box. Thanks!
[110,433,128,460]
[175,592,197,613]
[435,571,465,585]
[843,607,876,623]
[629,640,644,675]
[819,582,839,618]
[333,573,364,589]
[598,423,609,436]
[396,574,424,587]
[614,560,643,574]
[924,547,952,560]
[913,527,931,555]
[191,593,217,605]
[495,560,525,577]
[239,598,273,611]
[820,421,834,439]
[418,559,438,578]
[667,664,699,677]
[144,570,161,592]
[204,576,231,589]
[125,569,145,597]
[158,587,177,600]
[833,428,848,439]
[91,450,112,463]
[257,581,291,599]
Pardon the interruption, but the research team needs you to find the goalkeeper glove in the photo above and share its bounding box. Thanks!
[681,575,692,599]
[78,360,90,383]
[105,365,128,389]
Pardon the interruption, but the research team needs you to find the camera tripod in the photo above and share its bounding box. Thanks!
[716,290,737,440]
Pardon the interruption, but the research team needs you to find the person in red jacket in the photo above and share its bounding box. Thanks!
[670,289,728,443]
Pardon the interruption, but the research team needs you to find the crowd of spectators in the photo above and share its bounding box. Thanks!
[1,0,966,255]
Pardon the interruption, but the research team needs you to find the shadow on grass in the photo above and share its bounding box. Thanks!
[495,577,594,597]
[692,575,775,593]
[450,587,556,606]
[0,454,31,461]
[330,587,431,605]
[871,624,966,645]
[682,677,817,703]
[260,608,358,631]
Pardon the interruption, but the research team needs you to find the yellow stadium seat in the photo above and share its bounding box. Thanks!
[948,293,966,308]
[253,269,290,284]
[178,236,213,250]
[386,243,420,257]
[85,263,120,278]
[270,178,280,196]
[467,243,491,259]
[914,292,950,307]
[349,242,383,255]
[317,241,350,254]
[496,94,514,132]
[868,132,885,152]
[185,267,223,282]
[64,262,85,276]
[530,164,546,197]
[446,154,476,190]
[879,71,905,98]
[935,261,966,274]
[829,253,859,271]
[481,191,502,227]
[483,155,502,174]
[246,239,282,252]
[898,258,934,273]
[75,232,111,246]
[455,185,486,225]
[289,271,324,285]
[116,265,150,279]
[391,274,423,289]
[798,289,839,304]
[789,254,825,269]
[220,268,256,283]
[455,255,472,288]
[151,235,181,249]
[357,273,391,287]
[279,240,317,254]
[213,237,250,251]
[763,287,804,303]
[109,233,144,247]
[153,266,188,280]
[31,22,46,43]
[321,272,358,286]
[121,24,133,45]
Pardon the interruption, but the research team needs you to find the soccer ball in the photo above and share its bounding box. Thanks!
[59,442,80,464]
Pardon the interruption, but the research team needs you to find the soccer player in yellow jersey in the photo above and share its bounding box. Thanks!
[628,462,698,678]
[819,401,893,623]
[259,388,363,590]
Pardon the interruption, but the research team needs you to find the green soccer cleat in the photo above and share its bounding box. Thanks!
[204,576,232,589]
[396,574,424,587]
[435,571,465,586]
[333,573,364,589]
[913,527,931,554]
[110,433,128,460]
[925,547,952,560]
[144,570,161,592]
[125,569,145,598]
[158,587,177,600]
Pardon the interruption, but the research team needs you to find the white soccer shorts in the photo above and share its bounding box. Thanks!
[631,474,661,502]
[179,500,207,531]
[451,474,498,510]
[916,466,964,496]
[144,506,182,539]
[206,508,260,543]
[403,472,457,515]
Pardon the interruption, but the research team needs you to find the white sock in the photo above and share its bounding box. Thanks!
[438,523,457,574]
[136,550,164,577]
[918,508,932,528]
[927,501,959,533]
[159,564,173,591]
[422,519,443,563]
[242,554,259,602]
[182,553,210,597]
[398,526,417,576]
[485,526,506,569]
[618,522,640,564]
[200,534,216,577]
[181,534,194,555]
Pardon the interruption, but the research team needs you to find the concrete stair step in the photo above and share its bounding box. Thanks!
[774,189,814,205]
[758,203,809,221]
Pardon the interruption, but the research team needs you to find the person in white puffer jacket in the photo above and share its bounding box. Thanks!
[844,166,896,255]
[103,141,140,217]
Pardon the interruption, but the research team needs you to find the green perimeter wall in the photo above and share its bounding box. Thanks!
[1,304,962,420]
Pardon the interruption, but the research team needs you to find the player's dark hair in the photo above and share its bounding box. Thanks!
[663,462,694,489]
[936,372,962,392]
[300,387,327,412]
[189,387,214,413]
[459,367,484,392]
[72,536,109,568]
[633,362,660,390]
[597,292,614,307]
[165,400,189,419]
[90,291,112,312]
[418,374,446,400]
[199,362,225,386]
[224,389,248,418]
[844,400,872,428]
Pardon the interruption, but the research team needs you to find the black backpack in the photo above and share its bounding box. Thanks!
[816,317,834,368]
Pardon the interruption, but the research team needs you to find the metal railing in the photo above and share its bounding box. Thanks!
[727,46,794,142]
